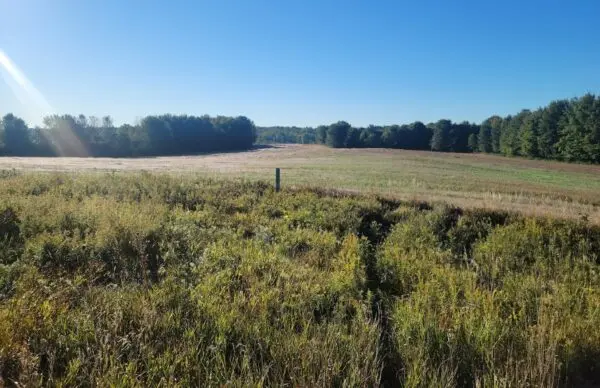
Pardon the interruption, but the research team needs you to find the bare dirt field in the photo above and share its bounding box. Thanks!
[1,144,599,222]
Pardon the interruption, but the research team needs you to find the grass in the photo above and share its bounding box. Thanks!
[1,172,600,386]
[0,145,599,223]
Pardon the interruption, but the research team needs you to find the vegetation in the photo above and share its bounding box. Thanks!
[3,93,600,162]
[256,126,317,144]
[0,172,600,386]
[0,114,256,157]
[1,145,600,224]
[0,94,600,163]
[254,94,600,164]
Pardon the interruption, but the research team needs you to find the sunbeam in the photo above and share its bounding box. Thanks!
[0,49,88,156]
[0,49,53,117]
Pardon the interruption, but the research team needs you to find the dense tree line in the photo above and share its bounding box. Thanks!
[255,94,600,164]
[0,114,256,157]
[256,121,478,152]
[303,120,478,152]
[490,95,600,163]
[2,93,600,162]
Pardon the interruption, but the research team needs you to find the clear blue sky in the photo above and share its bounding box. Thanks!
[1,0,599,127]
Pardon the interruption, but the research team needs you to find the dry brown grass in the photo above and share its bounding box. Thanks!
[1,144,599,223]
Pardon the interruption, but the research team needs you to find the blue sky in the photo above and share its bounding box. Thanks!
[1,0,599,127]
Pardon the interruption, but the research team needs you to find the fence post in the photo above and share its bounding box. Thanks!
[275,168,281,192]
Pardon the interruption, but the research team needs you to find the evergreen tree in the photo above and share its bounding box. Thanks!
[480,116,502,153]
[488,116,503,153]
[520,113,539,158]
[537,100,569,159]
[500,110,530,156]
[557,94,600,163]
[588,96,600,163]
[499,115,513,155]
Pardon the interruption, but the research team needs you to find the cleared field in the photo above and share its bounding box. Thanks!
[0,144,599,222]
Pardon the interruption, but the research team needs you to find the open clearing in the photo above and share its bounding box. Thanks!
[3,153,600,386]
[1,144,599,222]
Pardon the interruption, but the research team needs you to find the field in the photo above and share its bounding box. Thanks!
[2,147,600,386]
[0,144,599,223]
[1,170,600,386]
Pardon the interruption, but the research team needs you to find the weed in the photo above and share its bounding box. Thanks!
[0,172,599,386]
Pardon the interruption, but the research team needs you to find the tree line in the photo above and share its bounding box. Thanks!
[257,93,600,163]
[256,126,317,144]
[2,93,600,162]
[0,113,256,157]
[318,120,481,152]
[259,120,478,152]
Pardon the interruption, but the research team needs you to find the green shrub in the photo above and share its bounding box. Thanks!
[0,207,24,265]
[1,172,600,386]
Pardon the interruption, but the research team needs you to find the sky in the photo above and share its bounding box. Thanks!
[1,0,600,127]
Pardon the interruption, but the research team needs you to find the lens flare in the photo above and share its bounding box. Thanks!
[0,49,53,117]
[0,49,88,156]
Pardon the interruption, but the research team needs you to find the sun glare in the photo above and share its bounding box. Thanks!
[0,49,53,116]
[0,49,88,156]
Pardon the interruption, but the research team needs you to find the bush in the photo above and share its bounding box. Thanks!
[0,207,24,265]
[1,172,600,386]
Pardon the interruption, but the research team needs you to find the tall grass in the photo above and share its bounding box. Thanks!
[0,172,599,386]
